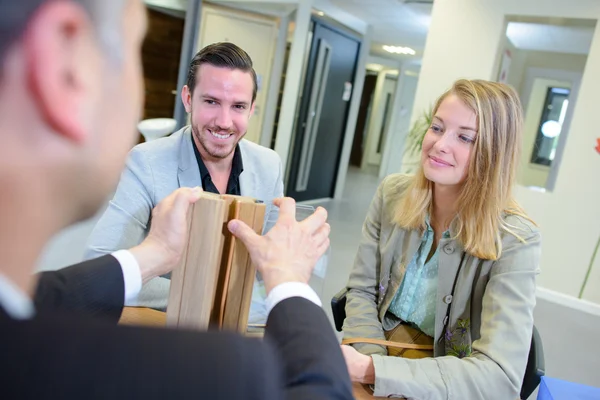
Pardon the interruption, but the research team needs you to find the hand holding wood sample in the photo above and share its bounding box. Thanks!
[166,193,265,333]
[228,198,330,294]
[166,195,330,334]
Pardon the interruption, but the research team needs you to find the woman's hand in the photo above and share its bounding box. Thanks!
[340,344,375,384]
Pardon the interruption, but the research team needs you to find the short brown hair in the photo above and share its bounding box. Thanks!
[186,42,257,103]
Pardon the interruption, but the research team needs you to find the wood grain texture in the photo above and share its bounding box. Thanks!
[165,205,193,326]
[238,202,266,332]
[120,307,167,327]
[166,194,226,330]
[212,197,240,327]
[166,194,265,333]
[222,200,256,332]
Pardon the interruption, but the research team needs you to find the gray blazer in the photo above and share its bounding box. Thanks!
[343,174,541,399]
[84,127,283,318]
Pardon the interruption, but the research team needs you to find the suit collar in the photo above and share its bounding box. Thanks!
[238,140,259,199]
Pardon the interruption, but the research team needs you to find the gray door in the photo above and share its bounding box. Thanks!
[286,20,361,201]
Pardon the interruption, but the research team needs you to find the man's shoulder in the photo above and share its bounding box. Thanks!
[239,139,281,164]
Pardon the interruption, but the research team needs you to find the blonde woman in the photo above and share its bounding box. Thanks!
[341,79,541,399]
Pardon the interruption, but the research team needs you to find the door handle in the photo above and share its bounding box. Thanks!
[295,39,332,192]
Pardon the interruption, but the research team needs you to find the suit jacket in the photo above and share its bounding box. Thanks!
[1,256,352,399]
[343,174,541,399]
[34,255,125,322]
[83,127,284,310]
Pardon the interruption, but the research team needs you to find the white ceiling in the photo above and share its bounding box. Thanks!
[506,22,594,55]
[146,0,595,60]
[328,0,432,63]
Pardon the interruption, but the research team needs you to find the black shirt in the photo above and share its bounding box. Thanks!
[191,134,244,195]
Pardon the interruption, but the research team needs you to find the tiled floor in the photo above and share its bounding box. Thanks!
[39,165,600,396]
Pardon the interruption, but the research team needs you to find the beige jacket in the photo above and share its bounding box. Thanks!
[343,174,541,399]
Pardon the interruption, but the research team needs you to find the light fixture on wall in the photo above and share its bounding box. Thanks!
[382,45,416,55]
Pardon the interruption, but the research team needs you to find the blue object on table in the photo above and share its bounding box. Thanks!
[537,376,600,400]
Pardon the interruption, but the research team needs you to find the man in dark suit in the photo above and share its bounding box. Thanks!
[0,0,352,399]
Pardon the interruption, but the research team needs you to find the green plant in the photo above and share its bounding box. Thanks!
[404,106,433,157]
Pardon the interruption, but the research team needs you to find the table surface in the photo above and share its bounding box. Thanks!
[119,307,390,399]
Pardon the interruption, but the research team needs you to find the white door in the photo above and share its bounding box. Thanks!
[365,76,397,166]
[199,5,278,144]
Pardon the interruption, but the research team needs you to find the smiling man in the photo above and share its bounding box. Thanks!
[85,42,282,314]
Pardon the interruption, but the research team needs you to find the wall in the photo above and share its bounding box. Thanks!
[412,0,600,302]
[380,68,420,178]
[511,49,588,96]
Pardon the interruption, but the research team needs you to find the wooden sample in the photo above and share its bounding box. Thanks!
[222,199,266,332]
[166,193,226,330]
[236,202,266,331]
[166,193,265,333]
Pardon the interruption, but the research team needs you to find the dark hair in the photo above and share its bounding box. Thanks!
[186,42,257,104]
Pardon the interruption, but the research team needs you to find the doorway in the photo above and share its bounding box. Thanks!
[285,20,361,201]
[141,7,184,123]
[349,74,378,167]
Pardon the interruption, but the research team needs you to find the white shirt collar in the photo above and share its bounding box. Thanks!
[0,273,35,319]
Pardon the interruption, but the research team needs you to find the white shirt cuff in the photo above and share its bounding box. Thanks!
[111,250,142,304]
[265,282,322,315]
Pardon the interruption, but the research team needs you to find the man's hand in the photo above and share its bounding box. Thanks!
[227,197,330,293]
[129,187,203,283]
[340,345,375,384]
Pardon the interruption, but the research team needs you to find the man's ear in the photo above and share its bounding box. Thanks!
[24,1,97,144]
[181,85,193,113]
[249,101,256,118]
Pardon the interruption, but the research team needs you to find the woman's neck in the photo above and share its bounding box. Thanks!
[431,183,460,231]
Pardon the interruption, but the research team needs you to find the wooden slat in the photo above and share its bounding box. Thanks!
[237,202,266,332]
[166,194,265,333]
[166,193,226,330]
[222,199,257,332]
[211,197,240,327]
[165,206,193,326]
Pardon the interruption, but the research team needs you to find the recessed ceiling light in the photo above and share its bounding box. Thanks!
[382,45,416,55]
[366,63,384,72]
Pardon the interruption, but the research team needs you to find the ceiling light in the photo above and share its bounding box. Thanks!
[317,11,325,16]
[382,45,416,55]
[366,63,384,72]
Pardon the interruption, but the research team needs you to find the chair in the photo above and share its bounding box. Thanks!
[331,288,545,400]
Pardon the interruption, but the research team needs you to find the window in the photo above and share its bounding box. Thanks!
[530,87,570,166]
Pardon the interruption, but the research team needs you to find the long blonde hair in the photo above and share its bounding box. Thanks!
[395,79,533,260]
